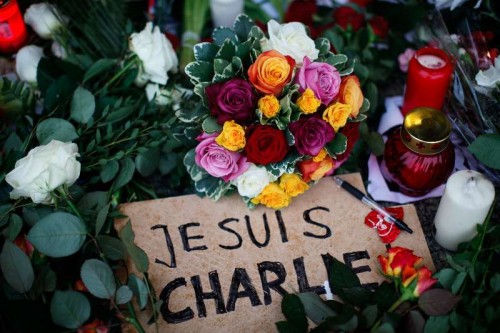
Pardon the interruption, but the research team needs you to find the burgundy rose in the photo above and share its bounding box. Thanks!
[289,116,334,156]
[205,78,257,125]
[368,16,389,39]
[333,6,365,32]
[244,125,289,165]
[336,121,360,161]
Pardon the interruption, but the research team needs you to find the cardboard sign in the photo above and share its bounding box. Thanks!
[115,173,433,333]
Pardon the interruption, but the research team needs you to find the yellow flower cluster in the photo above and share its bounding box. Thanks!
[251,173,309,209]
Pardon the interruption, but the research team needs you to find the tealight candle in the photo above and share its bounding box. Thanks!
[0,0,28,54]
[433,170,495,251]
[401,47,454,116]
[209,0,244,28]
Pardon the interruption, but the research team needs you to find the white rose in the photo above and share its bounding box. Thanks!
[475,55,500,88]
[145,83,171,106]
[15,45,44,84]
[263,20,319,65]
[24,3,65,39]
[234,164,275,198]
[6,140,81,204]
[51,41,67,59]
[129,22,179,86]
[428,0,482,10]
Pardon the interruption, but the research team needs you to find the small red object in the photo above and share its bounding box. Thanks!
[0,0,28,54]
[401,47,454,116]
[365,207,403,243]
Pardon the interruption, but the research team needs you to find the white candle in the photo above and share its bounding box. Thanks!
[434,170,495,251]
[209,0,244,28]
[417,54,445,69]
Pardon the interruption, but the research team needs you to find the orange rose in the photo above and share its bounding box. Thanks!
[338,75,364,117]
[248,50,296,96]
[297,156,334,182]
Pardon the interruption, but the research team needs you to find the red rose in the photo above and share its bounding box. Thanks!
[336,121,360,161]
[285,0,317,26]
[351,0,373,7]
[165,32,180,51]
[244,125,289,165]
[368,16,389,39]
[333,6,365,32]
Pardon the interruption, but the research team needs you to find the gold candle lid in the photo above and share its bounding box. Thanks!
[401,107,451,155]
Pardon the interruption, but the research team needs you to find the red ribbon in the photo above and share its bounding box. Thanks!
[364,207,403,243]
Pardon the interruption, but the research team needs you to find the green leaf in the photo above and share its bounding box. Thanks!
[112,157,135,191]
[325,133,348,156]
[202,117,222,133]
[451,272,467,294]
[95,203,110,235]
[365,131,385,156]
[119,220,149,272]
[135,147,160,177]
[214,58,230,75]
[282,294,308,332]
[212,27,239,46]
[450,310,469,333]
[375,322,395,333]
[50,290,90,329]
[423,315,450,333]
[434,268,459,290]
[297,292,336,325]
[185,61,214,83]
[22,206,52,227]
[81,259,116,299]
[6,214,23,241]
[340,286,372,307]
[194,42,219,62]
[70,86,95,124]
[43,75,78,111]
[100,160,119,183]
[490,273,500,293]
[405,310,425,333]
[128,274,148,310]
[328,257,361,302]
[233,14,254,41]
[96,235,125,260]
[468,134,500,169]
[77,191,108,213]
[27,212,87,258]
[418,289,461,316]
[0,241,34,293]
[36,118,79,145]
[115,285,133,304]
[315,38,330,55]
[215,39,236,61]
[83,59,117,83]
[362,304,378,328]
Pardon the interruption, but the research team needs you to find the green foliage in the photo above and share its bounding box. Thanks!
[0,241,34,293]
[81,259,116,299]
[50,290,91,329]
[0,78,36,116]
[468,134,500,169]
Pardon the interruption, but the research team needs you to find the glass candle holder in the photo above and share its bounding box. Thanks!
[381,107,455,197]
[0,0,28,54]
[401,47,454,116]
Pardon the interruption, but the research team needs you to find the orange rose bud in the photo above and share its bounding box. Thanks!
[298,156,334,182]
[377,246,422,278]
[338,75,364,117]
[248,50,295,96]
[74,279,89,293]
[413,266,437,297]
[77,319,108,333]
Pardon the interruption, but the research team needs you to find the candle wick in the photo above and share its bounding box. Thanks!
[464,176,477,194]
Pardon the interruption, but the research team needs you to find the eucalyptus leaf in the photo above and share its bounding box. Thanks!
[135,147,160,177]
[36,118,79,145]
[95,203,110,235]
[128,274,149,310]
[6,214,23,241]
[96,235,125,260]
[100,160,119,183]
[468,134,500,169]
[81,259,116,299]
[22,206,52,227]
[70,86,95,124]
[50,290,90,329]
[423,315,450,333]
[297,292,336,325]
[119,220,149,272]
[112,157,135,191]
[115,285,133,304]
[27,212,87,258]
[83,58,117,83]
[0,241,34,293]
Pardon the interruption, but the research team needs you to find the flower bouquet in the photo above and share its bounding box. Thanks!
[181,15,369,209]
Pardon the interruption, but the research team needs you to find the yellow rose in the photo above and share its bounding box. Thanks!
[251,183,291,209]
[279,174,309,197]
[323,102,352,132]
[312,148,327,162]
[215,120,246,151]
[339,76,364,118]
[248,50,295,96]
[258,95,281,118]
[296,88,321,114]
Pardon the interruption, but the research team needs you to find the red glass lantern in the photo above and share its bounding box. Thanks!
[0,0,28,54]
[381,107,455,197]
[401,47,454,116]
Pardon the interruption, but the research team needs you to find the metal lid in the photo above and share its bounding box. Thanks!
[401,107,451,155]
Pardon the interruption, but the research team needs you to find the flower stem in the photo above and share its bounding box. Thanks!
[370,295,407,333]
[126,302,146,333]
[96,55,138,95]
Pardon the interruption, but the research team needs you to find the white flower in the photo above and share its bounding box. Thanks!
[51,41,67,59]
[263,20,319,65]
[24,3,65,39]
[6,140,81,204]
[234,164,275,198]
[475,55,500,88]
[145,83,171,106]
[428,0,482,10]
[129,22,178,86]
[15,45,44,84]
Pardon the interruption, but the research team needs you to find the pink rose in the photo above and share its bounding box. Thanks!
[398,48,416,73]
[195,133,250,181]
[295,56,341,105]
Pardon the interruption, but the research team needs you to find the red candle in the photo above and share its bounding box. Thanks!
[401,47,454,116]
[0,0,28,54]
